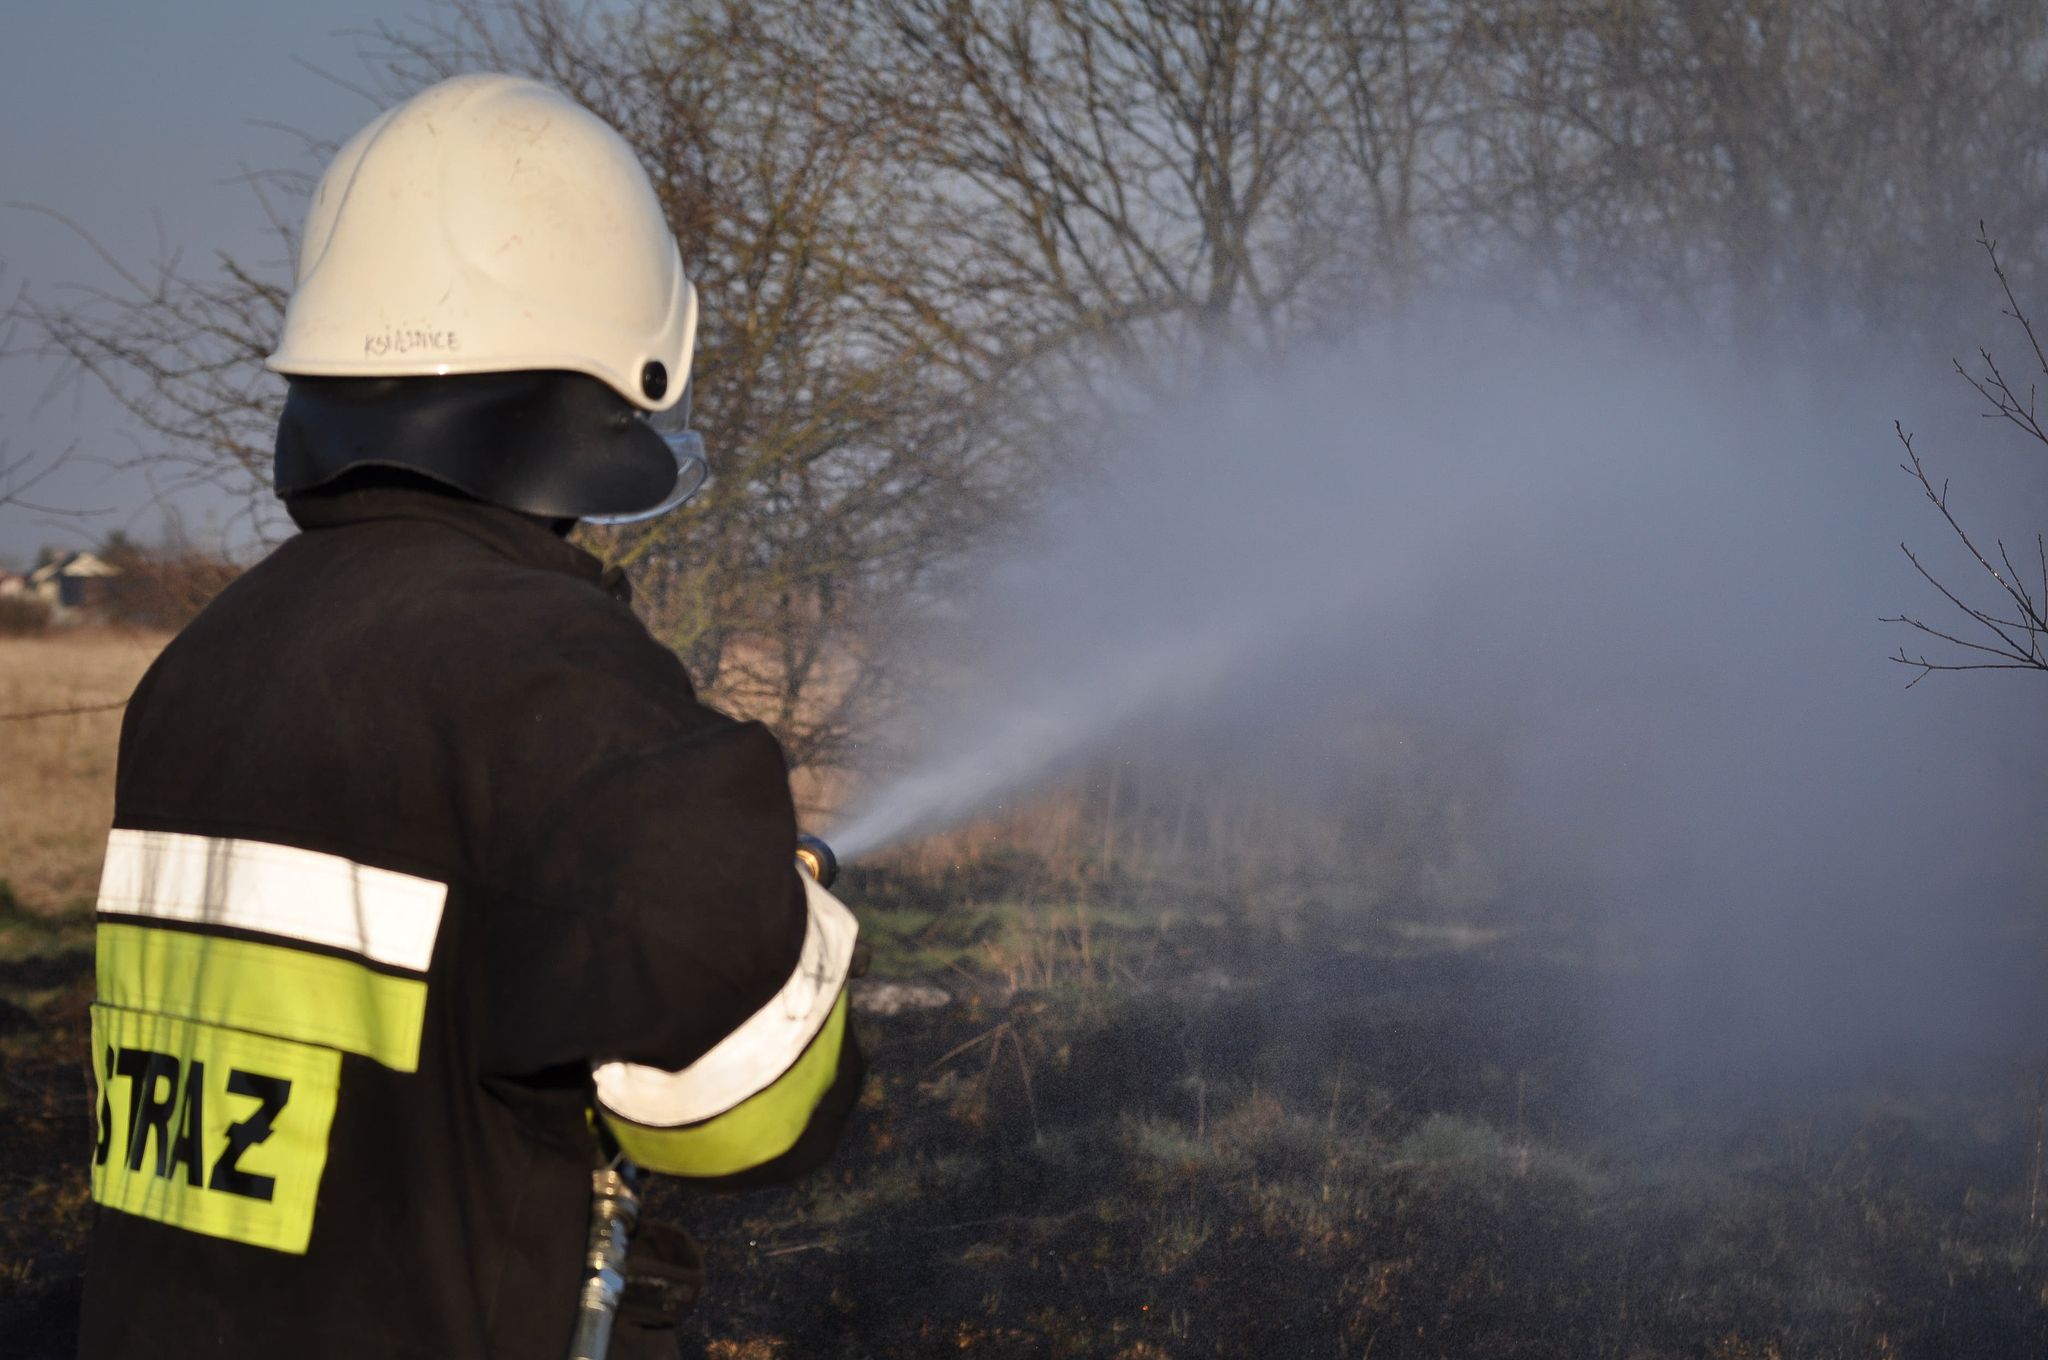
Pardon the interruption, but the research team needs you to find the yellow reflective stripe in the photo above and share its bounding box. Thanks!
[602,991,848,1178]
[91,1004,339,1255]
[97,923,429,1073]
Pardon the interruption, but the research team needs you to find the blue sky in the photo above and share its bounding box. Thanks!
[1,1,435,566]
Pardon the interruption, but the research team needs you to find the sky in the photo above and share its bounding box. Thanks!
[0,0,436,568]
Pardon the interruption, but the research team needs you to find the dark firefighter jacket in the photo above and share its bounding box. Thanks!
[77,482,864,1359]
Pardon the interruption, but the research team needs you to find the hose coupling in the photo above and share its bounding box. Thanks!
[794,834,838,889]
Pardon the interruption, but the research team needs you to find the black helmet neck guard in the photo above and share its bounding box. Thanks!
[275,370,679,520]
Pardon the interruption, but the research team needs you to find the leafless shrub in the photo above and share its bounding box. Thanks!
[1887,228,2048,686]
[96,531,242,631]
[0,595,53,637]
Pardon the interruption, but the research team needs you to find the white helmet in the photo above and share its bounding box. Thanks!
[270,72,695,408]
[268,74,704,521]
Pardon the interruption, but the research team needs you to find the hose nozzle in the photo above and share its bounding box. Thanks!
[794,834,838,889]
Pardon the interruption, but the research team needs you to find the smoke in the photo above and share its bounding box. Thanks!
[828,306,2048,1076]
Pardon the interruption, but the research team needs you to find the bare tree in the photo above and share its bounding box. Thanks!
[13,0,1023,771]
[848,0,1345,396]
[1454,0,2048,345]
[18,0,2048,742]
[1302,0,1480,327]
[0,440,67,516]
[1886,228,2048,686]
[9,202,300,540]
[1,263,94,518]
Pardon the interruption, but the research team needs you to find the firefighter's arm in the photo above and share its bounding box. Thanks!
[591,871,864,1181]
[487,715,864,1182]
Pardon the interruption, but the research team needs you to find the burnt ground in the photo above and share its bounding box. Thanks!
[0,941,93,1359]
[6,889,2048,1359]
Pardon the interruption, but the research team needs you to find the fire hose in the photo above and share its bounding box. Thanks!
[566,834,841,1360]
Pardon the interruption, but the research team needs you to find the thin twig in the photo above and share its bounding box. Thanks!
[0,698,128,723]
[1886,424,2048,683]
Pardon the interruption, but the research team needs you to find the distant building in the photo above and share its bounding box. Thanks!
[0,571,25,597]
[27,551,122,613]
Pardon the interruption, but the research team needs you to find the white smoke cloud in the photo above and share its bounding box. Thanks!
[831,306,2048,1073]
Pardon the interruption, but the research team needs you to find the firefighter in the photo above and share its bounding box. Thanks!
[77,73,864,1359]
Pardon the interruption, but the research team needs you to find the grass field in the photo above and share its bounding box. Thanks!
[4,631,2048,1357]
[0,629,161,1352]
[0,628,167,918]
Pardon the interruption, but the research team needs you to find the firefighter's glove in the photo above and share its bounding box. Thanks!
[618,1220,704,1333]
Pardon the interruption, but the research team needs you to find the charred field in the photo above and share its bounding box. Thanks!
[651,864,2048,1360]
[5,855,2048,1358]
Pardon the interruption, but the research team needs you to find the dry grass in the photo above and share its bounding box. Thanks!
[0,628,168,917]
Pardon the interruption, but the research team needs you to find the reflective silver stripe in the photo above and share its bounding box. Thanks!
[593,874,857,1127]
[95,829,447,974]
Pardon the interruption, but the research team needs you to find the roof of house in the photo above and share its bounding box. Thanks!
[27,551,121,584]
